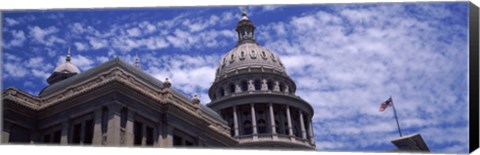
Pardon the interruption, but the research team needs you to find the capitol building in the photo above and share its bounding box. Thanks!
[1,10,316,149]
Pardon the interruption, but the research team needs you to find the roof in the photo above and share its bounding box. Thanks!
[37,57,225,123]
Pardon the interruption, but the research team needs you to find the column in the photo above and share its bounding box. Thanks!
[250,103,257,135]
[156,123,163,147]
[233,106,239,136]
[306,116,315,144]
[60,121,69,144]
[125,111,134,146]
[92,109,102,145]
[2,131,9,143]
[299,110,307,139]
[165,126,174,147]
[268,103,276,134]
[286,106,293,136]
[106,105,122,146]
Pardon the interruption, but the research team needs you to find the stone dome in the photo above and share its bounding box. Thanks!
[216,42,285,78]
[53,61,81,74]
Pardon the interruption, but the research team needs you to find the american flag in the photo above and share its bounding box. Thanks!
[379,97,393,112]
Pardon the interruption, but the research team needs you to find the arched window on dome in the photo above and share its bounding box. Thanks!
[267,80,273,91]
[243,120,252,135]
[240,51,245,60]
[250,50,257,59]
[261,51,267,59]
[219,87,225,97]
[229,83,236,93]
[257,119,267,134]
[271,54,276,62]
[230,54,235,63]
[254,79,262,90]
[241,80,248,92]
[279,83,285,92]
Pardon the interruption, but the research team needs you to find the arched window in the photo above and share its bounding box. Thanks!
[261,51,267,59]
[229,83,236,93]
[243,120,252,135]
[279,83,285,92]
[241,80,248,91]
[230,54,235,63]
[251,50,257,59]
[219,88,225,97]
[267,80,273,90]
[254,80,262,90]
[257,119,267,134]
[240,51,245,59]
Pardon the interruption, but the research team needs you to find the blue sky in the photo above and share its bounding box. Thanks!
[1,2,470,153]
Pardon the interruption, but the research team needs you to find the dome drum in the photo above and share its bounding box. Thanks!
[209,74,297,101]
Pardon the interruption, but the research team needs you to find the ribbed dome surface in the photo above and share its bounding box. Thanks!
[53,62,81,74]
[216,42,285,78]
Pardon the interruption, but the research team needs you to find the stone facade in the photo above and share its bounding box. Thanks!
[2,58,237,147]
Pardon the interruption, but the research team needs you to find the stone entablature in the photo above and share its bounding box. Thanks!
[2,58,233,142]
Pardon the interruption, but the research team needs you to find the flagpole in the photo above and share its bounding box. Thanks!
[390,96,403,137]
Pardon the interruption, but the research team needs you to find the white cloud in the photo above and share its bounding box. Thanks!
[87,37,108,50]
[144,54,220,103]
[5,18,19,26]
[28,26,65,46]
[4,63,28,78]
[127,27,141,37]
[6,30,26,47]
[74,42,88,51]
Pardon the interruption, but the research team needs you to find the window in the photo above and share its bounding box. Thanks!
[146,126,154,146]
[267,80,273,90]
[279,83,285,92]
[229,83,236,93]
[230,54,235,63]
[261,51,267,59]
[241,80,248,91]
[134,122,143,145]
[173,135,183,146]
[257,119,267,134]
[254,80,262,90]
[250,50,256,59]
[243,120,252,135]
[83,120,94,144]
[72,124,81,144]
[240,51,245,59]
[219,88,225,97]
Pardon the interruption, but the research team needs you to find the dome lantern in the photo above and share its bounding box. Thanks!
[236,6,256,45]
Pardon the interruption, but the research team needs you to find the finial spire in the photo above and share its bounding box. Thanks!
[241,6,248,20]
[134,51,140,68]
[66,47,71,62]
